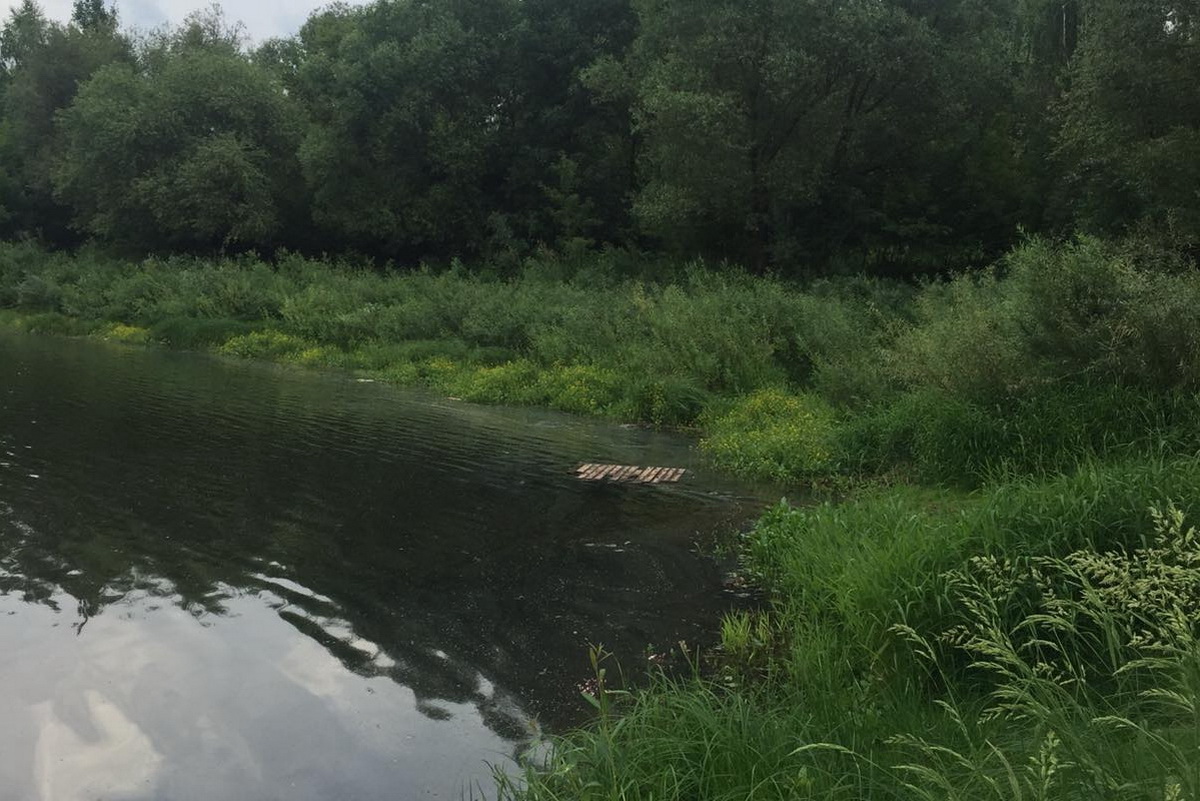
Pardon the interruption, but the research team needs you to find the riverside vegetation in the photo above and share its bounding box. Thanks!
[4,0,1200,798]
[7,235,1200,798]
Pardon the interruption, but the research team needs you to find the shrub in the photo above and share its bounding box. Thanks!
[838,384,1200,486]
[15,274,63,311]
[534,364,625,416]
[885,269,1028,399]
[149,316,260,348]
[452,360,543,405]
[702,389,837,482]
[217,329,311,360]
[99,322,151,344]
[886,237,1200,403]
[9,312,97,336]
[618,374,711,427]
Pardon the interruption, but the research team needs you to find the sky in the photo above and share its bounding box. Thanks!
[0,0,368,42]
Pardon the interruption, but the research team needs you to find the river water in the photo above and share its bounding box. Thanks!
[0,332,769,801]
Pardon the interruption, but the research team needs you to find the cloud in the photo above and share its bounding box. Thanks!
[0,0,367,42]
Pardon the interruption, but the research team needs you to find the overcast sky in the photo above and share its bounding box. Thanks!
[1,0,369,42]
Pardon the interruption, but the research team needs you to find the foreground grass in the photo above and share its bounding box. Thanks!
[502,458,1200,799]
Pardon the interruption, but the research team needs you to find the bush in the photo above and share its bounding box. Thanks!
[452,360,543,405]
[149,316,261,348]
[99,322,151,343]
[702,390,837,482]
[838,384,1200,486]
[885,269,1027,398]
[217,329,311,360]
[886,236,1200,402]
[15,274,63,310]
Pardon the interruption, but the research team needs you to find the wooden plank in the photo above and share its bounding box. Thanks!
[574,463,687,483]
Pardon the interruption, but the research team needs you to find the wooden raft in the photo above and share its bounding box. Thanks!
[575,463,687,483]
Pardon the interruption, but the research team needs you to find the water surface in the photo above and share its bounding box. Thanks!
[0,332,768,800]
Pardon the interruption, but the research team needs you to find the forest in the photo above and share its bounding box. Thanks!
[5,0,1200,799]
[0,0,1195,274]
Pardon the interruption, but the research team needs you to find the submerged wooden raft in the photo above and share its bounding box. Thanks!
[575,463,687,483]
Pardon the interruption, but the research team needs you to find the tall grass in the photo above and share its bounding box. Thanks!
[503,461,1200,799]
[4,236,1200,487]
[0,241,897,428]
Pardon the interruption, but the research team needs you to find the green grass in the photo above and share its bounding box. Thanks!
[503,459,1200,800]
[0,242,890,429]
[5,237,1200,489]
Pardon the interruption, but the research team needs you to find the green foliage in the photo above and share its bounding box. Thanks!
[149,316,259,349]
[54,14,302,252]
[702,390,836,482]
[508,468,1200,800]
[70,1,117,31]
[0,0,1191,271]
[217,329,310,361]
[0,245,874,428]
[14,271,60,309]
[887,237,1200,401]
[5,237,1200,483]
[611,0,1032,271]
[496,668,849,801]
[292,0,520,258]
[97,321,148,343]
[889,502,1200,799]
[1,2,1199,796]
[1056,0,1200,244]
[0,0,130,241]
[835,383,1200,486]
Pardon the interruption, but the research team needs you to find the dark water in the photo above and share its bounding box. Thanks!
[0,332,769,801]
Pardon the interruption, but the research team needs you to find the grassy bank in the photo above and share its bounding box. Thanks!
[479,238,1200,798]
[500,457,1200,799]
[4,236,1200,488]
[6,238,1200,798]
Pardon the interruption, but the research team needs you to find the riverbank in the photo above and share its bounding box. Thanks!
[499,455,1200,799]
[5,238,1200,798]
[488,240,1200,797]
[4,238,1200,488]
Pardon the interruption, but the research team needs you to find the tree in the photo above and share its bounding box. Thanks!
[0,0,50,235]
[1056,0,1200,246]
[494,0,638,254]
[71,0,117,30]
[0,0,130,242]
[54,8,304,252]
[0,0,48,73]
[292,0,521,261]
[619,0,968,271]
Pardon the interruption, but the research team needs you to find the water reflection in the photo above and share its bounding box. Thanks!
[0,333,766,799]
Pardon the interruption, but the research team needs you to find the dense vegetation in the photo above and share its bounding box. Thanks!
[0,0,1197,274]
[3,0,1200,799]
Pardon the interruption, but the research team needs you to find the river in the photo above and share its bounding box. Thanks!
[0,332,769,800]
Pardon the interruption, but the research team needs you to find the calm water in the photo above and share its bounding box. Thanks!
[0,332,769,801]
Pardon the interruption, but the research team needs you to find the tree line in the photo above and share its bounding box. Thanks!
[0,0,1196,275]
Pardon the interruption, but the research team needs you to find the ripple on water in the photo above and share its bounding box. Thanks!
[0,331,773,800]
